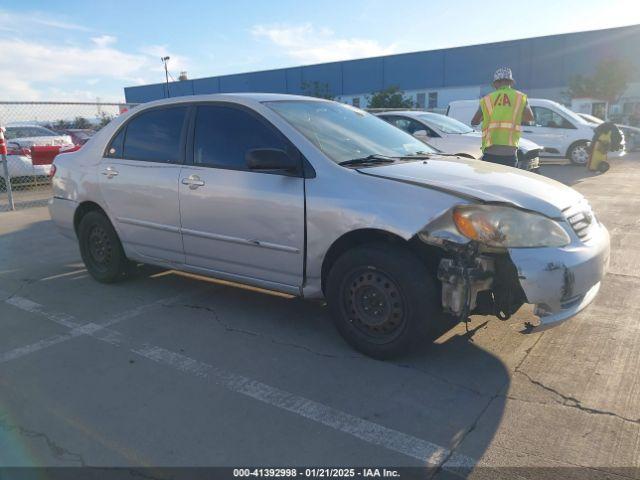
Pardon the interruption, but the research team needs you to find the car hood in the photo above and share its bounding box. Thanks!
[360,157,583,218]
[461,131,543,153]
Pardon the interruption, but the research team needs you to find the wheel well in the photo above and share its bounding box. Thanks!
[73,201,107,235]
[320,228,445,294]
[566,139,589,158]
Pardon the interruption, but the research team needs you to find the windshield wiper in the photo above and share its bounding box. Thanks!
[339,154,397,167]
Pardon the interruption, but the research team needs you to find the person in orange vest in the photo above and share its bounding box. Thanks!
[471,67,534,167]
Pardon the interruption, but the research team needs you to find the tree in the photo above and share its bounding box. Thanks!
[301,81,334,100]
[367,85,415,109]
[97,111,114,128]
[73,116,92,129]
[567,58,633,104]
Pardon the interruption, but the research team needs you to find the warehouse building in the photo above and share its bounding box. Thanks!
[125,24,640,117]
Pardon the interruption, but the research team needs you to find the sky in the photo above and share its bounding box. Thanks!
[2,0,640,102]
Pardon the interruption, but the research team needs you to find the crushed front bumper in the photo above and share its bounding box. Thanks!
[508,223,610,331]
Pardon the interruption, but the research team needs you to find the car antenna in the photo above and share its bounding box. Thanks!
[161,56,171,98]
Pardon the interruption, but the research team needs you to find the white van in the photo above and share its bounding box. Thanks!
[447,98,600,164]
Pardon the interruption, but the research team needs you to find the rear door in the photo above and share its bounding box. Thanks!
[178,103,305,293]
[99,105,188,263]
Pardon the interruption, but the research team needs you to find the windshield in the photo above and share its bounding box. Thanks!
[264,101,435,164]
[550,102,587,125]
[417,113,474,134]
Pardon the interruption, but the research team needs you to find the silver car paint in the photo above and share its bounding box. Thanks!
[50,93,609,329]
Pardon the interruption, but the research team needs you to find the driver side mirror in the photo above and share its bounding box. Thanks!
[413,129,429,137]
[246,148,299,174]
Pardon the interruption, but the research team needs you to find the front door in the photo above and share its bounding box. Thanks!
[98,105,188,263]
[179,104,305,293]
[523,106,574,156]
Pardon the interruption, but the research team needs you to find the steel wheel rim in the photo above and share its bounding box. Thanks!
[87,225,112,271]
[342,268,406,341]
[572,145,589,164]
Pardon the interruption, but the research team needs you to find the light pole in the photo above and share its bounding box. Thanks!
[161,56,171,98]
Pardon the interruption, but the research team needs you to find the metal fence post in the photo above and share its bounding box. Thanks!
[1,154,15,211]
[0,126,15,211]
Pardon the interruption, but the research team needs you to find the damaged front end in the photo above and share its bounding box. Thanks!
[416,204,609,331]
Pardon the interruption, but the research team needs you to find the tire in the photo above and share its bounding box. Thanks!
[567,141,590,165]
[78,211,129,283]
[326,243,440,359]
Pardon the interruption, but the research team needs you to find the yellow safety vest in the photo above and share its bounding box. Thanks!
[480,86,527,151]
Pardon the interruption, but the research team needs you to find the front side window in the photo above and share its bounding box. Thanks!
[387,117,427,135]
[265,101,435,165]
[122,106,187,162]
[533,107,574,129]
[193,105,290,170]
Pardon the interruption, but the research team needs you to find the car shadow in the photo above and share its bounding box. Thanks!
[538,163,599,186]
[1,218,508,475]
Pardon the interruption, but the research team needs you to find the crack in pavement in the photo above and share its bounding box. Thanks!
[165,302,362,359]
[514,370,640,425]
[0,277,38,302]
[0,415,86,466]
[432,325,549,476]
[166,303,490,398]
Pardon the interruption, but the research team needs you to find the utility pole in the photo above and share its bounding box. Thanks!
[161,56,171,98]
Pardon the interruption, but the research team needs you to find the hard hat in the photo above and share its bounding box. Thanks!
[493,67,514,83]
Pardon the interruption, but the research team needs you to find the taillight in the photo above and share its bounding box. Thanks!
[49,164,57,178]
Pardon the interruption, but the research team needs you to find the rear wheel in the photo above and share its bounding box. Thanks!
[567,141,590,165]
[78,211,129,283]
[326,243,440,359]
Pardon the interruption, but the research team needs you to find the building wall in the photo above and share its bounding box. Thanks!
[125,24,640,109]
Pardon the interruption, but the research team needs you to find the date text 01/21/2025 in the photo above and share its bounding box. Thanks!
[232,468,401,478]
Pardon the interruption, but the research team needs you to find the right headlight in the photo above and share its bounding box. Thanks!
[452,205,571,248]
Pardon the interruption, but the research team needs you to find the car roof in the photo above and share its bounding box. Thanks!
[134,93,329,110]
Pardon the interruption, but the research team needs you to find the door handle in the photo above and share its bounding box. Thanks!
[101,166,119,178]
[181,174,205,190]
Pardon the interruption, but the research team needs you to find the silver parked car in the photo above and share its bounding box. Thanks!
[5,125,73,148]
[376,111,542,171]
[49,94,610,358]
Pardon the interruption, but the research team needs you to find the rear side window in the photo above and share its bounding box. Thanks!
[122,107,187,162]
[193,105,290,170]
[106,128,125,158]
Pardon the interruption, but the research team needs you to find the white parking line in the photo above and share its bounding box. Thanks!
[133,343,476,467]
[6,295,81,329]
[0,290,207,364]
[2,288,477,469]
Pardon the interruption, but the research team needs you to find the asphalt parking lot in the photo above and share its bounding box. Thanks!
[1,155,639,478]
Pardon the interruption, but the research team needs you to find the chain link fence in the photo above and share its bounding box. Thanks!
[0,102,136,211]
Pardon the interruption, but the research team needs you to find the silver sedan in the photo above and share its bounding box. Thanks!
[49,94,609,359]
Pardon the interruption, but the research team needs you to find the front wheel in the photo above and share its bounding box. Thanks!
[78,211,129,283]
[567,141,590,165]
[326,243,440,359]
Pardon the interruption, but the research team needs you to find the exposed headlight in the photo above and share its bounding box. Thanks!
[452,205,571,248]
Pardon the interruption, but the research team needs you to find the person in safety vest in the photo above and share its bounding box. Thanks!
[471,67,534,167]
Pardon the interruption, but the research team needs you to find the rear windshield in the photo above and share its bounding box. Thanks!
[5,126,58,139]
